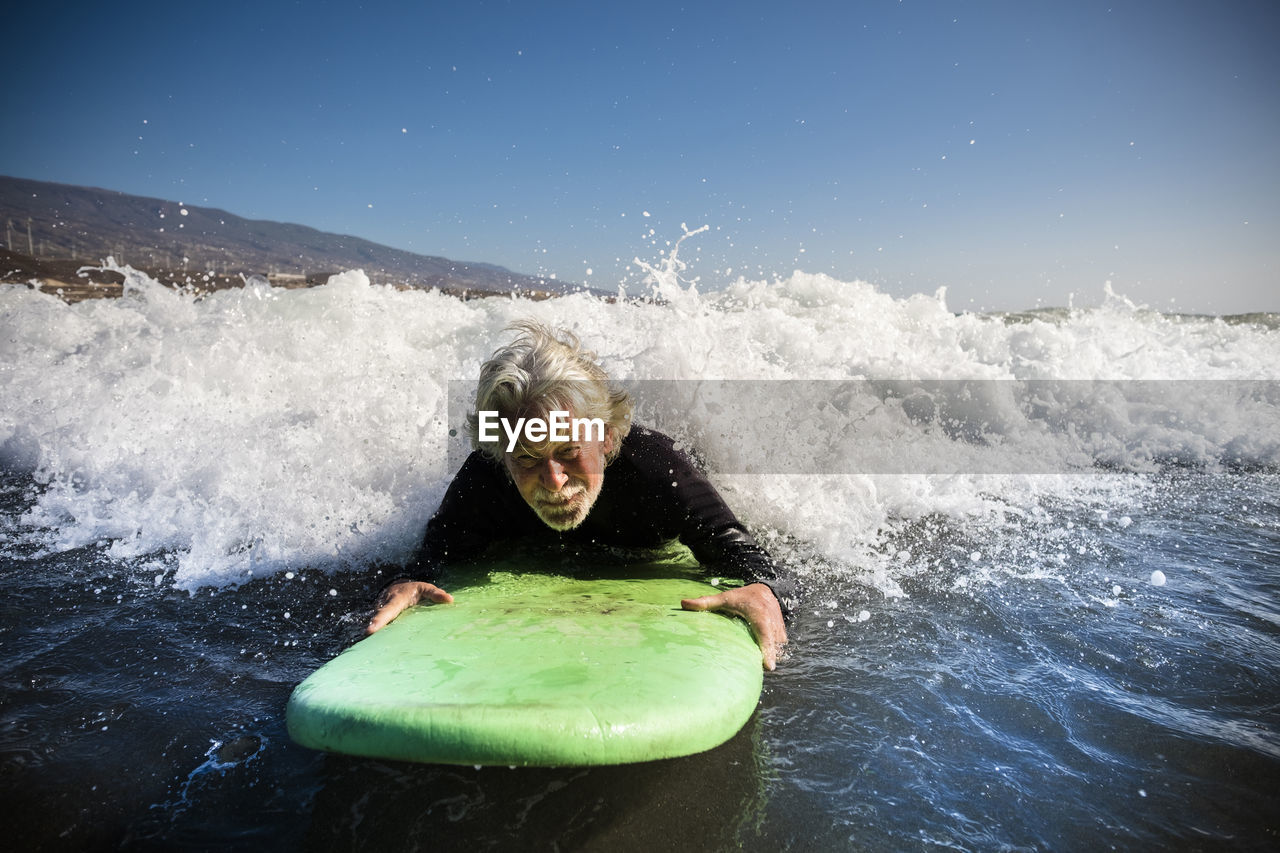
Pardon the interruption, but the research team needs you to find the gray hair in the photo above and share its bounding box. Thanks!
[468,321,633,462]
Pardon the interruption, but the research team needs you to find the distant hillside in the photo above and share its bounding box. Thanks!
[0,175,583,296]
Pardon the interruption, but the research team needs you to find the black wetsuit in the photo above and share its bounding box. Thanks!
[403,426,794,613]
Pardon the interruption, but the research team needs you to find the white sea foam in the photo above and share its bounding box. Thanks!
[1,258,1276,592]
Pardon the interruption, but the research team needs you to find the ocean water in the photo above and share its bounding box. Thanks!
[1,260,1278,850]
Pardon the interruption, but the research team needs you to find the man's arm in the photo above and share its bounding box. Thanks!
[627,429,794,668]
[680,583,787,670]
[365,452,507,634]
[366,580,453,634]
[680,523,791,669]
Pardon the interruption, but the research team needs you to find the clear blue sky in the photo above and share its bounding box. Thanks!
[4,0,1277,313]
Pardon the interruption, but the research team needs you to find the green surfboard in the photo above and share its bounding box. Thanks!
[286,564,764,766]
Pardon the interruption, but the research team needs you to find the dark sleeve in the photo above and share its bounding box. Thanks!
[631,430,798,616]
[401,452,510,584]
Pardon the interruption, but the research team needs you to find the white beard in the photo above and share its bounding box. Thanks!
[529,483,597,530]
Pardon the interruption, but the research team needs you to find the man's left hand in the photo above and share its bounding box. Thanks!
[681,582,788,671]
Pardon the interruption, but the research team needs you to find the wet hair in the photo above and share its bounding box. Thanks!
[468,321,633,462]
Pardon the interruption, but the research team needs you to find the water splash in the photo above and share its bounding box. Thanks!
[1,263,1276,595]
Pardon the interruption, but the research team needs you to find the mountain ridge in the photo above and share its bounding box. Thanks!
[0,175,584,297]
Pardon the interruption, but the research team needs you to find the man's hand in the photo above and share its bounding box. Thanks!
[366,580,454,635]
[681,582,788,671]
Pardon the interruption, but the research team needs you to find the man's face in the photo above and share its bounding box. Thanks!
[503,425,613,531]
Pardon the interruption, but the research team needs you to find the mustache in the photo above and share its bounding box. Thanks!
[531,485,585,505]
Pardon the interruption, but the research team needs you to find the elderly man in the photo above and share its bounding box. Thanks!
[367,322,792,670]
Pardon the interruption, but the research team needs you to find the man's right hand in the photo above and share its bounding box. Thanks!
[366,580,454,635]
